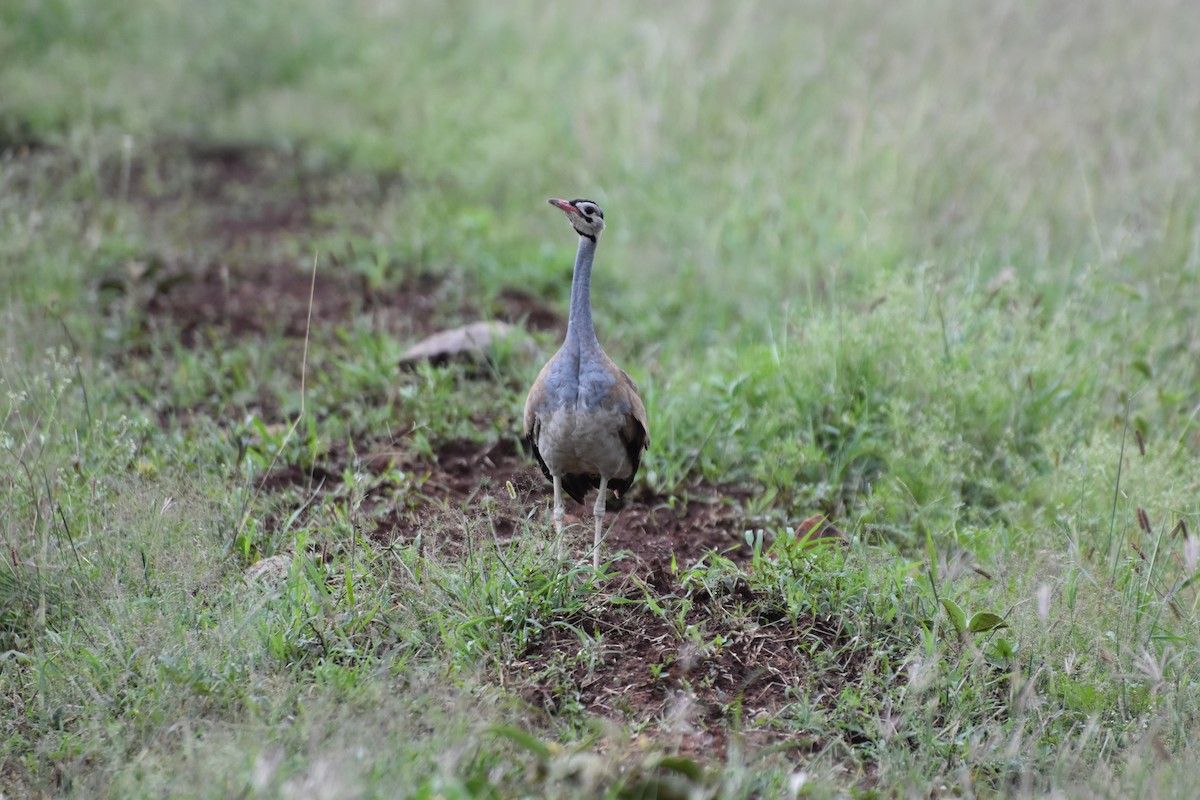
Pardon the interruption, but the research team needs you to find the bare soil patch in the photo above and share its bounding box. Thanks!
[262,436,754,575]
[258,436,842,757]
[251,426,872,761]
[400,439,754,573]
[139,261,448,346]
[98,143,562,347]
[136,262,560,348]
[518,577,864,758]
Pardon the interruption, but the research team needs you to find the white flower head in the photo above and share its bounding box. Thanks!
[1036,583,1052,622]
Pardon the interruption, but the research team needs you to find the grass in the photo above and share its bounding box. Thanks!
[3,0,1200,796]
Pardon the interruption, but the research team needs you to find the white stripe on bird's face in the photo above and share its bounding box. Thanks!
[550,197,606,239]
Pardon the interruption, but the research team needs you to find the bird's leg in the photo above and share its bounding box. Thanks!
[552,476,565,560]
[592,477,609,570]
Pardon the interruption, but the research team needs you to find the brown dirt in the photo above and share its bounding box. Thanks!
[401,439,755,572]
[100,143,562,348]
[255,435,861,757]
[517,577,862,759]
[133,260,561,349]
[261,437,754,574]
[139,261,450,346]
[495,287,565,334]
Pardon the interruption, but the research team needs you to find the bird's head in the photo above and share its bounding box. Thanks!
[549,198,605,241]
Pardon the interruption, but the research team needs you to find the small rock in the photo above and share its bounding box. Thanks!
[244,554,290,584]
[399,320,531,366]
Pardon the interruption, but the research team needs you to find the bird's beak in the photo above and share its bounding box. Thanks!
[548,198,579,216]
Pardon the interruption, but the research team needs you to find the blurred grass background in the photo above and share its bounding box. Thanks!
[6,1,1197,314]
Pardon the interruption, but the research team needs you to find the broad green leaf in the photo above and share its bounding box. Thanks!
[941,598,967,633]
[968,611,1008,633]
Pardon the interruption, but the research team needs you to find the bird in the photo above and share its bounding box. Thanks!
[523,198,649,569]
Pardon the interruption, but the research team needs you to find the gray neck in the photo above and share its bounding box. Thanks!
[564,234,601,352]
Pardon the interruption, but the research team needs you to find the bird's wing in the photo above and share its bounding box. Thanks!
[522,367,544,442]
[612,367,649,496]
[617,367,649,449]
[523,364,555,485]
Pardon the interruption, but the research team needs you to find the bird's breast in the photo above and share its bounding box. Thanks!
[543,349,628,414]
